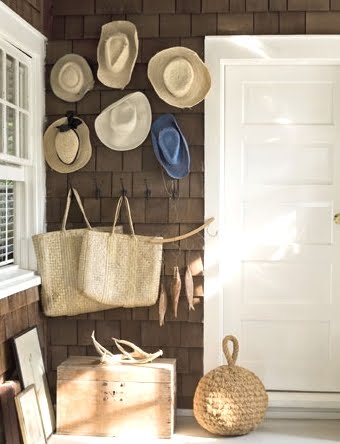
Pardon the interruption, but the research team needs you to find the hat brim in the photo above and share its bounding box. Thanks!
[148,47,211,109]
[44,117,92,173]
[50,54,94,103]
[151,114,190,179]
[95,92,152,151]
[97,21,138,89]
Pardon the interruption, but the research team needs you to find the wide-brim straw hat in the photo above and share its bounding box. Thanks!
[147,47,211,108]
[43,113,92,173]
[95,92,152,151]
[97,21,138,89]
[151,114,190,179]
[50,54,94,102]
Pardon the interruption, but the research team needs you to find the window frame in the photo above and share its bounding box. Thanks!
[0,2,46,298]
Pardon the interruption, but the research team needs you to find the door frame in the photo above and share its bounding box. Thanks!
[204,35,340,416]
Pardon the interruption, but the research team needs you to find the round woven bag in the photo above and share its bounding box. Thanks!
[193,335,268,436]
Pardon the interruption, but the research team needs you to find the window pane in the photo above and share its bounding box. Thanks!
[0,104,3,153]
[19,112,28,158]
[0,180,14,267]
[6,54,16,104]
[0,50,3,99]
[6,106,16,155]
[19,63,28,110]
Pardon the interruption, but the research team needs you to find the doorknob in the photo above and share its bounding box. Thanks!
[334,213,340,224]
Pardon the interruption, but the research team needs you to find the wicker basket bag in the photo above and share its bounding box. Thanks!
[193,335,268,436]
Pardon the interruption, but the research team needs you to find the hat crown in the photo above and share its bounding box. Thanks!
[110,101,137,135]
[158,127,181,165]
[55,129,79,165]
[163,57,194,98]
[58,62,84,94]
[105,33,129,73]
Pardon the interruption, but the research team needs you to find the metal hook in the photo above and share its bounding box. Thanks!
[120,178,127,197]
[171,180,179,199]
[93,177,100,200]
[144,179,151,199]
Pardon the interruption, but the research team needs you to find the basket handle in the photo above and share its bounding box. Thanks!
[223,335,239,367]
[61,187,92,231]
[112,195,135,236]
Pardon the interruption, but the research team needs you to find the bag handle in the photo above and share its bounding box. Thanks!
[112,195,135,236]
[61,187,92,231]
[223,335,239,367]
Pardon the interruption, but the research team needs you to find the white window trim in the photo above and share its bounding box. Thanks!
[204,35,340,417]
[0,2,46,298]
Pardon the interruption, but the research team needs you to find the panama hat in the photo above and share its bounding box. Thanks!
[148,47,211,109]
[43,111,92,173]
[95,92,151,151]
[50,54,94,102]
[151,114,190,179]
[97,21,138,89]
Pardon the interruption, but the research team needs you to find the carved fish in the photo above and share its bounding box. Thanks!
[185,266,195,311]
[159,279,168,327]
[171,266,181,318]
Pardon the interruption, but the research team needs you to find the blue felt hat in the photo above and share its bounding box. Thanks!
[151,114,190,179]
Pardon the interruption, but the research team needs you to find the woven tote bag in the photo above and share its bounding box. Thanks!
[32,188,121,317]
[78,195,163,307]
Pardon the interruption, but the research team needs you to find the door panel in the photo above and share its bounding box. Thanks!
[223,65,340,391]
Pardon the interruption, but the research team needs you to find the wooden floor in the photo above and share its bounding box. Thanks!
[49,416,340,443]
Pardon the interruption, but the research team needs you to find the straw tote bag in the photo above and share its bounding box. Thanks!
[78,195,163,307]
[32,188,122,317]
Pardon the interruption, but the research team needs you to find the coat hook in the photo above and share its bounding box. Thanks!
[144,179,151,199]
[120,178,127,197]
[93,178,101,200]
[171,180,179,199]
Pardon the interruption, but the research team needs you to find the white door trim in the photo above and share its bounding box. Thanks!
[204,35,340,414]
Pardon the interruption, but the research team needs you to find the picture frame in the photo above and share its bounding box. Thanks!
[13,327,55,439]
[15,385,46,444]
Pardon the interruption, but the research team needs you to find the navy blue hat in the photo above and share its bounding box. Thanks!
[151,114,190,179]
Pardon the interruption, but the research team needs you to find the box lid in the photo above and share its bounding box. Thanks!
[57,356,176,383]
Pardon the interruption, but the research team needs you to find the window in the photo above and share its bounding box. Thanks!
[0,2,45,297]
[0,37,31,269]
[0,180,14,266]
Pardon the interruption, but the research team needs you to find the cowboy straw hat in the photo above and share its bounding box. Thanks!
[50,54,94,102]
[43,112,92,173]
[95,92,151,151]
[147,47,211,108]
[151,114,190,179]
[97,21,138,89]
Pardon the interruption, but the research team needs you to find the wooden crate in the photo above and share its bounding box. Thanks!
[56,356,176,438]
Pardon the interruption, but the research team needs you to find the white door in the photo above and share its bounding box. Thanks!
[223,64,340,391]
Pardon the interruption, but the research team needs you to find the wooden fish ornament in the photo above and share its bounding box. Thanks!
[171,266,181,318]
[159,279,168,327]
[185,266,195,311]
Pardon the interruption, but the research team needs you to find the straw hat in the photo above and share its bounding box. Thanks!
[50,54,94,102]
[43,111,92,173]
[97,21,138,89]
[95,92,151,151]
[147,47,211,108]
[151,114,190,179]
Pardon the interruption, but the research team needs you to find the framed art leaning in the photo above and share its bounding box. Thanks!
[13,327,55,439]
[15,385,46,444]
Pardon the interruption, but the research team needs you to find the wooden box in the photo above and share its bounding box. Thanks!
[56,356,176,438]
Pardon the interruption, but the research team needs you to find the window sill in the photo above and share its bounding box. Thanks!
[0,265,41,300]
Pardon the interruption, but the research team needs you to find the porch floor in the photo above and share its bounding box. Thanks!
[48,416,340,443]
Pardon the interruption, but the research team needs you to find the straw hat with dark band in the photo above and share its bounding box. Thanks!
[43,112,92,173]
[50,54,94,102]
[148,47,211,108]
[97,21,138,89]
